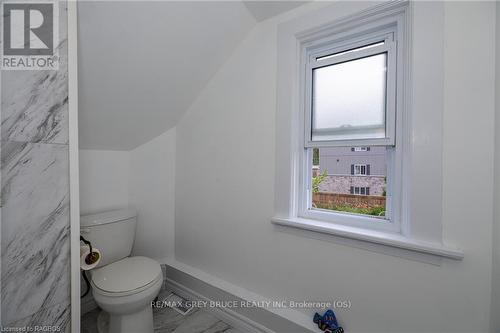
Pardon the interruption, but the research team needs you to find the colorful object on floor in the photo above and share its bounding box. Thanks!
[313,309,344,333]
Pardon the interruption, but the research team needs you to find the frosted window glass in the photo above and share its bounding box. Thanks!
[312,53,387,141]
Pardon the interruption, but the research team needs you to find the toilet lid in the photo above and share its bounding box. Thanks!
[91,256,161,293]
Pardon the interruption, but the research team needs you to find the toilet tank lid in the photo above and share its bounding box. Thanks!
[81,208,137,227]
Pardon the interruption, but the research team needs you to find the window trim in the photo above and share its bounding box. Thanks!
[273,0,464,261]
[271,216,464,261]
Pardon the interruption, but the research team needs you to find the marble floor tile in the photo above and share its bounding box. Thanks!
[153,306,187,332]
[155,309,228,333]
[82,306,242,333]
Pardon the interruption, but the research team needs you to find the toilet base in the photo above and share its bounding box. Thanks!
[96,311,109,333]
[96,307,154,333]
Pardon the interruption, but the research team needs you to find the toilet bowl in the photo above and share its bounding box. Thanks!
[91,256,162,333]
[81,209,162,333]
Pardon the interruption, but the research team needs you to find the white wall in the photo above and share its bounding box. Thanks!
[79,129,176,260]
[441,3,496,332]
[79,149,130,215]
[175,2,496,332]
[130,128,176,260]
[492,3,500,332]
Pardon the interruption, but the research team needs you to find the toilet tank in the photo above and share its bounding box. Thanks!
[80,208,137,268]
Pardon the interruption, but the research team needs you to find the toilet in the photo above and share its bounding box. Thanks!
[81,208,162,333]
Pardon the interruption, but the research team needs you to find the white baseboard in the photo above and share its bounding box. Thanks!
[162,259,316,333]
[166,278,275,333]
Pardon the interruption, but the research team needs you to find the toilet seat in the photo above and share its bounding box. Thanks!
[91,256,162,297]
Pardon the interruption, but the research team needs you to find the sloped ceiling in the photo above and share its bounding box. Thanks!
[243,1,310,21]
[78,1,308,150]
[78,1,255,150]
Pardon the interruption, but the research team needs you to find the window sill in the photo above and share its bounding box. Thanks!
[271,216,464,260]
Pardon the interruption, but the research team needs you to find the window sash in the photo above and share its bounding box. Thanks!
[300,147,398,233]
[307,29,395,63]
[304,41,397,148]
[316,41,385,62]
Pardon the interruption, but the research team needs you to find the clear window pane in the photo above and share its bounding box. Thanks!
[311,146,387,218]
[311,53,387,141]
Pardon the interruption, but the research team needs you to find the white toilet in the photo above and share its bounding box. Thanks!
[81,208,162,333]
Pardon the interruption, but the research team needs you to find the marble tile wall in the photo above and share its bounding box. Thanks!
[1,2,71,331]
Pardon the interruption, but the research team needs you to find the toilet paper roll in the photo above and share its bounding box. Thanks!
[80,245,102,270]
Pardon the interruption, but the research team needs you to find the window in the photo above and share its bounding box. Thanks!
[312,148,320,166]
[301,26,397,231]
[353,164,368,176]
[273,2,463,260]
[352,187,370,196]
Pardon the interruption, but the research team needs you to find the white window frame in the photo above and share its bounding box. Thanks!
[305,31,397,148]
[298,23,400,233]
[354,164,367,176]
[272,1,463,261]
